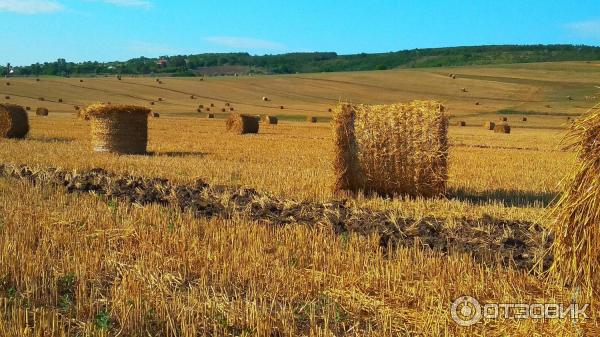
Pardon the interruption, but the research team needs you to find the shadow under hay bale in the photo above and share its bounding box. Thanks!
[263,115,278,124]
[494,124,511,134]
[0,104,29,139]
[333,101,448,198]
[36,107,49,116]
[484,121,496,130]
[226,114,259,134]
[81,104,150,154]
[206,113,215,119]
[550,103,600,296]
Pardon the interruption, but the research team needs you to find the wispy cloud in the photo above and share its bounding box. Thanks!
[0,0,64,14]
[204,36,286,51]
[565,18,600,38]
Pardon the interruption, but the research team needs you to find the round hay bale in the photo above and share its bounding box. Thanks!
[206,113,215,119]
[262,97,269,101]
[199,104,204,109]
[522,116,528,122]
[36,78,40,82]
[221,108,226,112]
[25,106,31,111]
[500,117,508,122]
[5,82,10,86]
[280,105,285,109]
[0,104,29,138]
[190,95,195,99]
[452,75,456,79]
[82,104,150,154]
[475,102,480,105]
[58,98,63,103]
[225,102,230,107]
[457,121,466,127]
[152,112,160,118]
[461,88,467,92]
[210,103,215,107]
[158,97,163,102]
[483,121,495,130]
[156,78,160,82]
[226,114,259,134]
[39,97,45,101]
[263,115,278,125]
[150,101,155,106]
[567,96,574,101]
[229,107,234,111]
[80,79,84,83]
[206,107,211,112]
[74,106,80,111]
[4,96,9,100]
[328,108,332,112]
[36,107,49,117]
[307,116,317,123]
[117,75,122,80]
[494,124,511,134]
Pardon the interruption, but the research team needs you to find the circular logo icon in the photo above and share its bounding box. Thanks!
[451,296,482,327]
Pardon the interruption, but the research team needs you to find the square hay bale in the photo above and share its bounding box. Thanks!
[206,113,215,119]
[0,104,29,138]
[81,103,150,154]
[263,115,278,124]
[307,116,317,123]
[494,124,511,134]
[457,121,466,127]
[333,101,448,198]
[483,121,496,130]
[36,107,49,116]
[226,114,259,134]
[550,103,600,296]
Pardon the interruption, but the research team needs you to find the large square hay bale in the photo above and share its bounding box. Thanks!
[226,114,259,134]
[0,104,29,139]
[263,115,278,124]
[36,107,49,116]
[483,121,496,130]
[550,103,600,295]
[81,104,150,154]
[494,124,511,134]
[333,101,448,198]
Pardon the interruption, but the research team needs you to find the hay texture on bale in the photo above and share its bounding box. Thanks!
[494,124,511,134]
[81,104,150,154]
[484,121,496,130]
[226,114,259,134]
[550,103,600,296]
[36,107,49,116]
[333,101,448,198]
[0,104,29,139]
[263,115,278,125]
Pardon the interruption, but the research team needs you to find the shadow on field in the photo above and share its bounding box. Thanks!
[148,151,207,158]
[449,187,558,207]
[29,136,75,144]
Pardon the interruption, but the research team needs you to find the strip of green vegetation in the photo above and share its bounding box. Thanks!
[497,109,576,117]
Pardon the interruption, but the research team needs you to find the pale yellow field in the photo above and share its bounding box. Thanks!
[0,63,599,336]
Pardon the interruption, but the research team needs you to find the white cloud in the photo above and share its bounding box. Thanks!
[565,19,600,37]
[0,0,64,14]
[99,0,152,9]
[204,36,285,51]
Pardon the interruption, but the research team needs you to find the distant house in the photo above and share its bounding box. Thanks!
[156,59,168,67]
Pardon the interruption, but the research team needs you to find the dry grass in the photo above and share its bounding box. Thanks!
[333,101,448,198]
[550,102,600,297]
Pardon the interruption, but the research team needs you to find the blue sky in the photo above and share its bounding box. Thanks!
[1,0,599,65]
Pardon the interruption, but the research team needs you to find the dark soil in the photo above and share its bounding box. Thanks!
[0,163,552,272]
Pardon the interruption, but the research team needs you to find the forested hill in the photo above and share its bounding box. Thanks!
[7,44,600,77]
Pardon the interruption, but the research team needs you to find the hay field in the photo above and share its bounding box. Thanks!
[0,62,599,336]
